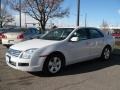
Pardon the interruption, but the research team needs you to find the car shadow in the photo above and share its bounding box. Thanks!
[29,54,120,77]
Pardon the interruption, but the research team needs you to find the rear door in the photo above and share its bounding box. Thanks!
[88,28,105,57]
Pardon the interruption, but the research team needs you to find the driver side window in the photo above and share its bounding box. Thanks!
[71,29,88,41]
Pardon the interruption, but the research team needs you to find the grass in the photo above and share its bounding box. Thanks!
[115,45,120,49]
[112,41,120,55]
[115,41,120,49]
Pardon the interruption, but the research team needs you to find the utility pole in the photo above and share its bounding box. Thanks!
[25,12,27,28]
[77,0,80,26]
[85,13,87,27]
[0,0,2,28]
[19,0,21,27]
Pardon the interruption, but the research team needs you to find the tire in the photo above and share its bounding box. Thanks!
[6,45,10,49]
[3,45,10,49]
[101,46,111,61]
[43,54,64,75]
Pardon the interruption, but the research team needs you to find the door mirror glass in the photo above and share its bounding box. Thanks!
[70,37,79,42]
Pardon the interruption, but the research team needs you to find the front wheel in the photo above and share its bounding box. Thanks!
[43,54,64,75]
[101,47,111,61]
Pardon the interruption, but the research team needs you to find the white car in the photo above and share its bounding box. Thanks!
[2,28,40,48]
[6,27,115,75]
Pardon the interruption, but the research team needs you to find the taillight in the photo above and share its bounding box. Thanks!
[17,34,24,39]
[0,33,2,39]
[2,34,7,39]
[0,33,2,38]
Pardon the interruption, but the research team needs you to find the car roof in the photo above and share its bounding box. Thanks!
[75,27,101,30]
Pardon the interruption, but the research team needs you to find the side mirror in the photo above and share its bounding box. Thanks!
[70,37,79,42]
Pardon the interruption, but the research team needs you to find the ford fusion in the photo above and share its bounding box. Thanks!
[6,27,114,75]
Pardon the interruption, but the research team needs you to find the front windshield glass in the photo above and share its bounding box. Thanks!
[41,28,74,41]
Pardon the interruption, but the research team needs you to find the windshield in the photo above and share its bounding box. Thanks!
[41,28,74,41]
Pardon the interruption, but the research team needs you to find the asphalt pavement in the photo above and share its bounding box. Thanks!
[0,45,120,90]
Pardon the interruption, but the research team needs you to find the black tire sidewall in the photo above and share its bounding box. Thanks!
[101,47,111,60]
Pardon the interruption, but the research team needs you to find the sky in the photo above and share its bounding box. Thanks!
[6,0,120,28]
[58,0,120,27]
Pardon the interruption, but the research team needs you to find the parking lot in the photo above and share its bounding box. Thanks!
[0,45,120,90]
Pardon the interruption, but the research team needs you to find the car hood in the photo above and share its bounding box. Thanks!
[10,39,60,51]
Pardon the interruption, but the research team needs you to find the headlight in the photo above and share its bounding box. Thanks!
[20,48,38,59]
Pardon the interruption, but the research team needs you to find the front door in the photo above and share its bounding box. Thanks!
[66,28,91,64]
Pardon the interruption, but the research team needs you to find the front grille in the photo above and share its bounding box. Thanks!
[8,48,22,57]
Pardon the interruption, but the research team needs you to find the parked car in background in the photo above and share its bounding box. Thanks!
[2,28,40,48]
[112,32,120,41]
[6,27,114,75]
[0,28,4,43]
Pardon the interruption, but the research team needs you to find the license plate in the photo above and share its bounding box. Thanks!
[8,40,14,44]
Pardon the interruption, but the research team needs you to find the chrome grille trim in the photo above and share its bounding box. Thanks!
[7,48,22,57]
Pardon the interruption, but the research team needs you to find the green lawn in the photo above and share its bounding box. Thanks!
[115,41,120,49]
[115,45,120,49]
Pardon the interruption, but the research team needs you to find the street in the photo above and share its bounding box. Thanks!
[0,45,120,90]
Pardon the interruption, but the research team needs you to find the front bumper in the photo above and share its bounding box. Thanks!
[6,53,46,72]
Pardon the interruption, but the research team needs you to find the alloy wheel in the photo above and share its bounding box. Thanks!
[48,57,62,74]
[103,48,111,60]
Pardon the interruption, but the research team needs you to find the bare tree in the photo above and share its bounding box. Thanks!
[0,0,14,28]
[9,0,69,31]
[100,20,112,35]
[100,20,109,32]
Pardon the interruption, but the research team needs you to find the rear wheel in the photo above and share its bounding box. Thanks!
[101,46,111,60]
[43,54,64,75]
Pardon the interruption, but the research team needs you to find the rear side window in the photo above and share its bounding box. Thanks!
[89,29,104,39]
[24,29,31,35]
[30,29,34,34]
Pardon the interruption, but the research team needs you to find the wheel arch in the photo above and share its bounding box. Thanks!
[46,51,66,65]
[104,44,112,51]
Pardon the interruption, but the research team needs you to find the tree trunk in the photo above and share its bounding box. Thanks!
[40,20,46,33]
[41,24,45,33]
